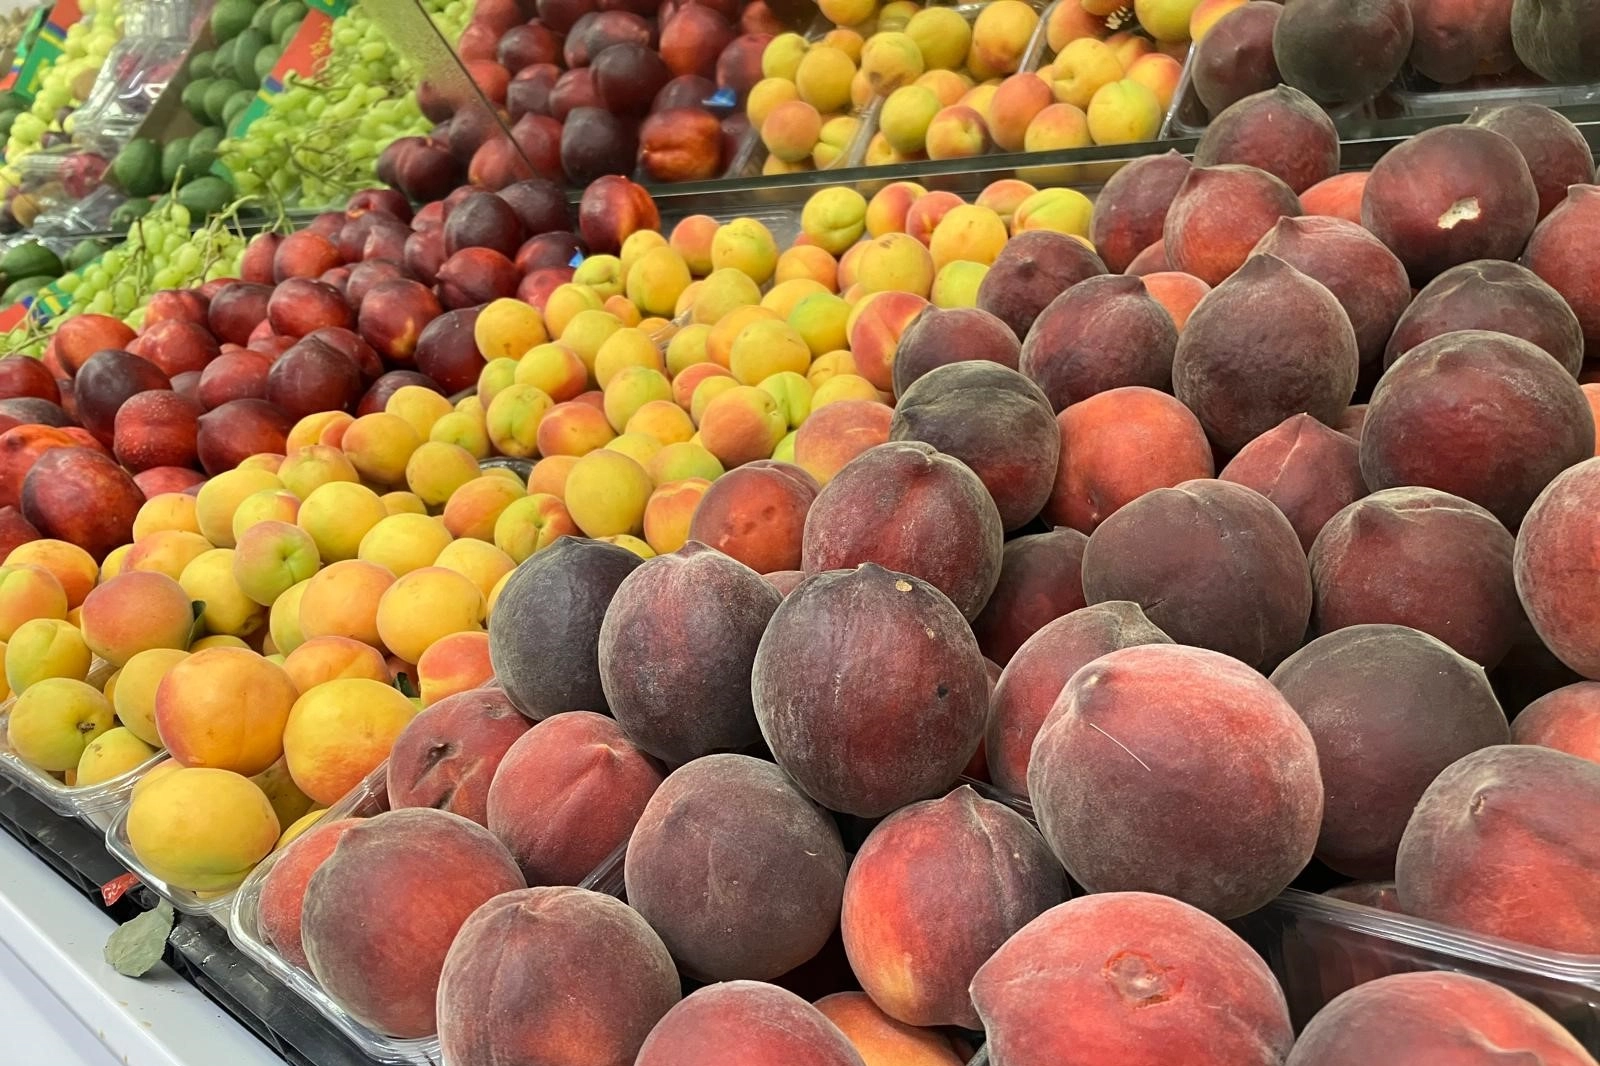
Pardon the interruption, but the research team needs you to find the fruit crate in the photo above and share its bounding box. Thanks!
[0,658,164,832]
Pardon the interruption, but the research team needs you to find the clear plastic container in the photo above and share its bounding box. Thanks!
[1389,69,1600,118]
[1159,42,1381,139]
[104,782,241,923]
[0,659,161,832]
[226,757,661,1065]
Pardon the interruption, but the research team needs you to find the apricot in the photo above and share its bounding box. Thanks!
[154,647,298,775]
[284,676,416,805]
[125,766,279,892]
[79,570,192,666]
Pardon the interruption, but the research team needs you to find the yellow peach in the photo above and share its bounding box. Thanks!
[296,481,387,563]
[1013,186,1096,237]
[929,204,1010,269]
[1051,37,1124,108]
[298,560,395,649]
[593,328,667,389]
[603,367,674,433]
[1135,0,1204,42]
[180,549,267,639]
[473,297,548,360]
[924,104,992,160]
[747,77,800,129]
[799,186,868,256]
[441,475,525,541]
[668,214,720,276]
[534,401,616,458]
[76,727,158,786]
[542,283,604,339]
[278,444,360,500]
[111,647,188,747]
[283,678,415,805]
[880,84,941,153]
[813,114,863,168]
[341,412,422,489]
[286,411,355,452]
[794,45,856,113]
[415,629,494,708]
[788,291,851,356]
[232,520,321,607]
[559,308,624,376]
[477,357,520,408]
[485,383,554,459]
[132,493,202,541]
[989,72,1055,152]
[762,99,824,164]
[1126,52,1183,113]
[665,325,713,376]
[433,539,514,604]
[932,260,990,308]
[564,450,654,537]
[282,635,391,692]
[356,513,453,577]
[626,399,696,445]
[269,580,310,658]
[515,342,589,404]
[856,231,937,296]
[690,268,764,327]
[697,385,788,468]
[860,31,925,95]
[906,6,972,70]
[386,386,454,442]
[196,468,283,549]
[807,350,861,386]
[5,617,90,694]
[1047,0,1109,50]
[493,493,579,562]
[647,441,724,485]
[625,246,692,318]
[125,766,279,891]
[374,566,484,666]
[153,647,297,774]
[760,371,815,429]
[710,218,780,286]
[968,0,1038,77]
[6,540,95,609]
[641,478,712,555]
[729,319,813,386]
[572,255,624,299]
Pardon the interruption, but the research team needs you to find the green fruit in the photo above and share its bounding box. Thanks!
[254,43,281,83]
[189,126,224,157]
[110,137,162,197]
[250,1,279,32]
[65,238,111,272]
[204,78,241,125]
[271,1,305,42]
[213,36,239,78]
[177,176,234,217]
[161,136,191,187]
[181,78,214,123]
[223,88,255,131]
[110,199,154,227]
[0,90,25,113]
[232,29,268,88]
[188,49,215,80]
[0,242,62,280]
[210,0,255,43]
[1,276,54,304]
[0,111,18,138]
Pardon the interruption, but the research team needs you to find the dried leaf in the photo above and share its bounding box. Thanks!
[104,900,174,978]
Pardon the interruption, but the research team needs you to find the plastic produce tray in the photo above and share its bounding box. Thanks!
[0,659,163,832]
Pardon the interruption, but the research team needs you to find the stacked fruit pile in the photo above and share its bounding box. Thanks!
[385,0,781,190]
[1,0,124,168]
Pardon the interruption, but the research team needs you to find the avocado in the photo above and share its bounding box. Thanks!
[0,275,54,305]
[188,48,215,80]
[250,0,279,33]
[110,198,154,228]
[65,238,111,272]
[0,242,63,280]
[161,136,191,187]
[232,28,268,88]
[181,77,214,124]
[210,0,255,43]
[110,137,162,197]
[0,90,25,113]
[177,176,234,217]
[223,88,255,131]
[204,78,242,125]
[254,42,281,83]
[271,1,305,43]
[0,111,18,138]
[186,126,224,173]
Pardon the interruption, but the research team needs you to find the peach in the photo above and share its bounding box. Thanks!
[923,105,991,160]
[977,229,1107,340]
[296,482,388,563]
[375,566,484,665]
[488,537,642,721]
[1312,487,1520,669]
[282,635,390,693]
[846,290,929,391]
[278,445,359,501]
[1141,271,1209,331]
[1021,274,1178,412]
[987,74,1053,152]
[1272,624,1509,879]
[1164,163,1302,286]
[1524,185,1600,361]
[442,475,525,541]
[687,461,817,573]
[1220,414,1367,552]
[1362,125,1539,285]
[841,786,1065,1027]
[490,493,576,563]
[878,84,940,154]
[968,526,1089,667]
[79,570,192,666]
[636,982,862,1066]
[754,562,989,815]
[180,548,268,639]
[389,683,526,818]
[1515,458,1600,679]
[1085,77,1164,145]
[814,994,965,1066]
[1273,0,1412,105]
[1469,104,1595,224]
[1285,970,1597,1066]
[300,809,524,1037]
[6,540,94,609]
[1362,331,1593,526]
[1396,745,1600,954]
[793,400,892,487]
[1174,254,1358,454]
[6,676,113,771]
[229,490,301,541]
[355,513,450,578]
[968,0,1038,78]
[485,709,662,885]
[195,467,283,549]
[1299,170,1369,223]
[988,600,1172,796]
[258,818,359,968]
[154,648,298,775]
[638,478,708,555]
[515,343,590,404]
[1195,84,1339,194]
[284,676,416,804]
[1031,644,1323,915]
[625,754,846,979]
[125,766,280,892]
[1383,259,1584,376]
[438,887,680,1066]
[1513,682,1600,763]
[297,559,395,648]
[598,542,780,763]
[697,385,788,467]
[413,629,495,707]
[710,217,779,286]
[1085,479,1310,670]
[972,893,1294,1064]
[285,411,354,452]
[906,5,971,69]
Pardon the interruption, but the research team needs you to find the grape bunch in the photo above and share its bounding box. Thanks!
[2,0,125,167]
[218,0,470,208]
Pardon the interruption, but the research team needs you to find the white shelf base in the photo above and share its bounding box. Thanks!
[0,831,285,1066]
